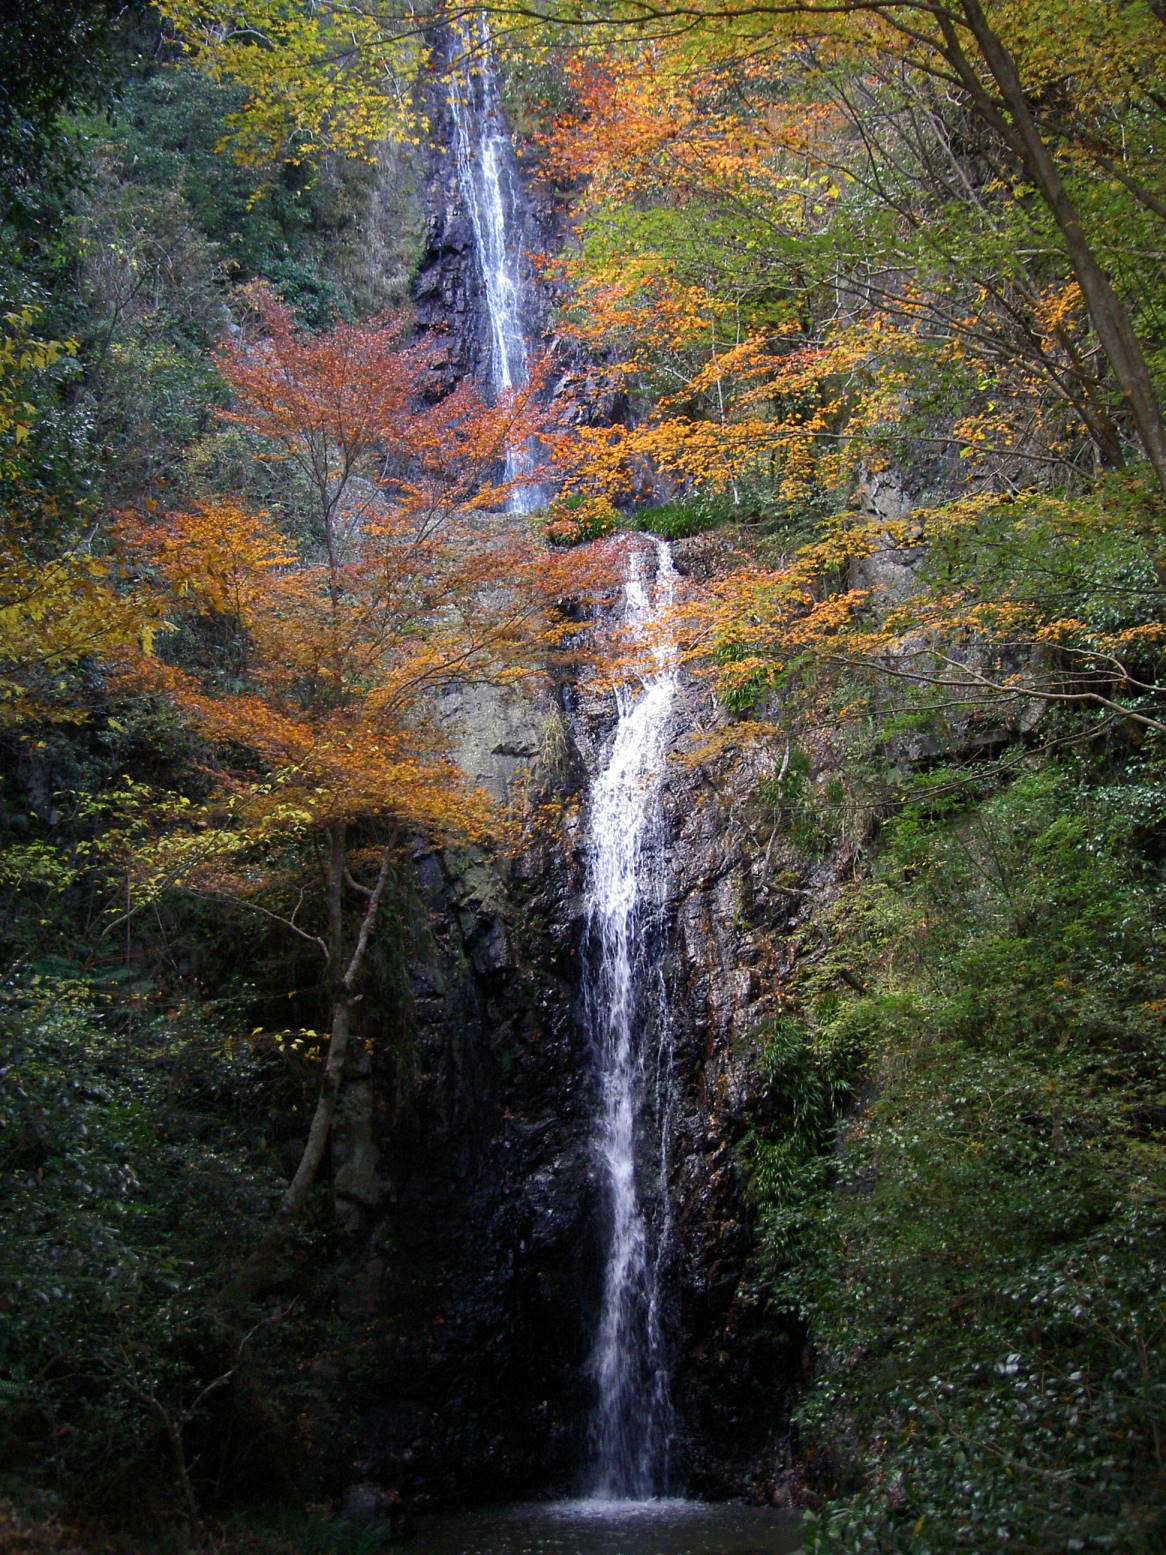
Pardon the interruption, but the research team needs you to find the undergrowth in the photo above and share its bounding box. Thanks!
[747,754,1166,1553]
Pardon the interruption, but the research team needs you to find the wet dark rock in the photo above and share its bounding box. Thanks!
[325,547,808,1505]
[326,36,806,1495]
[339,1482,417,1542]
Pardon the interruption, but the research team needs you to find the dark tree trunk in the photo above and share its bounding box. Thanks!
[943,0,1166,500]
[216,829,393,1311]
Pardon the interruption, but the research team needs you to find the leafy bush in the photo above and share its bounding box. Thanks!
[0,979,284,1511]
[745,1013,857,1263]
[543,492,619,545]
[749,760,1166,1552]
[633,495,733,539]
[756,747,834,854]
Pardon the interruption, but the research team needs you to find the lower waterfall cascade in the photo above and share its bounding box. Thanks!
[583,537,680,1499]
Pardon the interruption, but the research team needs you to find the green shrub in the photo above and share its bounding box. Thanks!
[0,979,284,1511]
[543,493,619,544]
[633,495,733,539]
[749,760,1166,1552]
[757,746,834,854]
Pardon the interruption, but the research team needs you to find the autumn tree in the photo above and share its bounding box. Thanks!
[156,0,427,164]
[116,293,586,1304]
[0,310,159,726]
[519,0,1166,501]
[523,3,1166,751]
[545,13,1166,504]
[539,48,822,516]
[160,0,1166,489]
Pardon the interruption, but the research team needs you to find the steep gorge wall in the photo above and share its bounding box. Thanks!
[327,675,595,1502]
[328,541,810,1505]
[413,33,563,396]
[322,58,824,1504]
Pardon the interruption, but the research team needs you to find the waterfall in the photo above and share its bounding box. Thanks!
[448,15,545,513]
[583,537,680,1500]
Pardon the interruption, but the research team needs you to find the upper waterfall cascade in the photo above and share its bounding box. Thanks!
[584,537,680,1499]
[449,17,545,513]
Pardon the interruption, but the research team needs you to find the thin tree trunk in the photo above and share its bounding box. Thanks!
[216,833,393,1312]
[948,1,1166,500]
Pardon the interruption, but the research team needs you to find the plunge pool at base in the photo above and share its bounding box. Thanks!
[409,1498,802,1555]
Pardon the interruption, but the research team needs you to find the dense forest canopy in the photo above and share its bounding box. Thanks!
[0,0,1163,1551]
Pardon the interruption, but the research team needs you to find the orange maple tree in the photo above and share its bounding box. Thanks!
[115,293,591,1301]
[536,44,912,528]
[666,473,1166,758]
[534,30,1166,744]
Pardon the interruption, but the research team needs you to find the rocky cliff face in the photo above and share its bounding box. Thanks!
[329,537,809,1506]
[327,36,808,1501]
[413,33,563,397]
[412,38,625,433]
[328,668,595,1503]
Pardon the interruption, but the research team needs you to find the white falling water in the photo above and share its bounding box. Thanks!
[449,15,545,513]
[584,537,679,1499]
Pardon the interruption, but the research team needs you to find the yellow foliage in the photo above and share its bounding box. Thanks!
[0,310,75,478]
[0,543,161,726]
[158,0,427,163]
